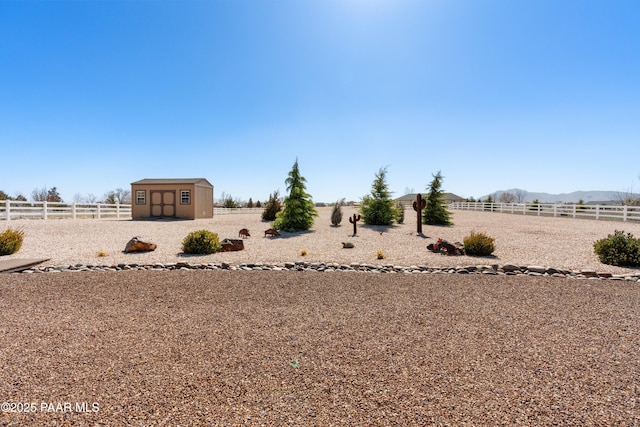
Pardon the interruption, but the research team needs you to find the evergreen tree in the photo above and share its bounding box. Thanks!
[261,190,282,221]
[273,159,318,231]
[360,167,399,225]
[247,197,254,208]
[255,200,262,208]
[331,198,345,226]
[422,171,453,226]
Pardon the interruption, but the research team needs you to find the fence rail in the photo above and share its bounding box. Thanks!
[1,200,131,220]
[449,201,640,222]
[213,207,263,215]
[0,201,268,220]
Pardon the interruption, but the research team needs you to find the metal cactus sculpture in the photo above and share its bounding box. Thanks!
[349,213,361,236]
[413,193,427,234]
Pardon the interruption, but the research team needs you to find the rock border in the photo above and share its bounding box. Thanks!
[11,261,640,281]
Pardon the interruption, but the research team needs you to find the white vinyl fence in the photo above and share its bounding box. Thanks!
[1,200,131,220]
[449,201,640,222]
[213,207,263,215]
[0,200,266,220]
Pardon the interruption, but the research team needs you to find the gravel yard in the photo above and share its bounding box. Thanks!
[1,209,640,425]
[3,207,640,275]
[1,270,639,426]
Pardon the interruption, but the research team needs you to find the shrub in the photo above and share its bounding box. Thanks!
[396,202,405,224]
[331,199,344,226]
[463,231,495,256]
[0,227,24,255]
[97,249,108,257]
[182,230,222,255]
[593,230,640,267]
[300,248,307,256]
[262,190,282,221]
[376,249,385,259]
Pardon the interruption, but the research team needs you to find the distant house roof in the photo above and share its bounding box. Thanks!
[131,178,213,187]
[395,193,465,203]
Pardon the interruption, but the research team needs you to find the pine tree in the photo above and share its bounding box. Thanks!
[273,159,318,231]
[360,167,399,225]
[422,171,453,226]
[247,197,254,208]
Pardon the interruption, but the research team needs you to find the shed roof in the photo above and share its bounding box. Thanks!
[131,178,213,187]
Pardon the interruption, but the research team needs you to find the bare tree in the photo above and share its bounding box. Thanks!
[31,186,63,202]
[31,186,48,202]
[513,189,527,203]
[498,192,516,203]
[103,188,131,204]
[73,193,99,203]
[616,189,640,206]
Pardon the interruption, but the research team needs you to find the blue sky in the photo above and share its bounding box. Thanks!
[1,0,638,203]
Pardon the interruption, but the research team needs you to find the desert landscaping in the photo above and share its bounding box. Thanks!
[1,208,639,425]
[3,206,640,276]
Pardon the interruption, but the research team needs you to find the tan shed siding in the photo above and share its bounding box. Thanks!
[131,185,149,218]
[131,179,213,219]
[194,183,214,218]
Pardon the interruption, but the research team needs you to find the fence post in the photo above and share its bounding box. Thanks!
[72,202,77,219]
[43,201,48,220]
[97,203,101,219]
[5,200,10,221]
[623,205,628,222]
[116,202,120,219]
[572,204,576,219]
[553,205,557,217]
[595,205,600,220]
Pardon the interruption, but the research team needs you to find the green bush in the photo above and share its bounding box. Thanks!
[262,190,282,221]
[182,230,222,255]
[593,230,640,267]
[0,227,24,256]
[396,202,405,224]
[463,231,495,256]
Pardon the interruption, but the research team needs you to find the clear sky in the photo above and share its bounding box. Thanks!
[1,0,639,203]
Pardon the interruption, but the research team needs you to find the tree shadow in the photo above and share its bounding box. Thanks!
[263,229,316,240]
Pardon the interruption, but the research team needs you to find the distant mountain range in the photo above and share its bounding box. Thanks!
[480,188,638,203]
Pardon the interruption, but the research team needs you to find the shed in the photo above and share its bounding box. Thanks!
[131,178,214,220]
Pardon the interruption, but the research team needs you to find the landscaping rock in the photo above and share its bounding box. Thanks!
[221,238,244,252]
[124,237,157,253]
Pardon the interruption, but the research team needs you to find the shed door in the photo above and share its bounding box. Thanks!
[150,191,176,217]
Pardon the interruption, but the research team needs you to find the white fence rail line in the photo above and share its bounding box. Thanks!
[449,202,640,222]
[213,207,263,215]
[0,200,267,220]
[1,200,131,220]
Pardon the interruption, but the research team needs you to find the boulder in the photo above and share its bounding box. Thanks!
[221,238,244,252]
[124,237,157,253]
[427,238,464,255]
